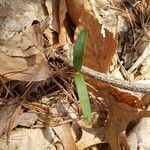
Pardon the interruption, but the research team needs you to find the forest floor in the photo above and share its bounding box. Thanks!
[0,0,150,150]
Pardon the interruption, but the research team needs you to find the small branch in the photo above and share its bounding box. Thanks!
[50,53,150,93]
[81,66,150,93]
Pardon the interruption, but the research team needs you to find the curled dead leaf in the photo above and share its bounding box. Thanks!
[53,123,78,150]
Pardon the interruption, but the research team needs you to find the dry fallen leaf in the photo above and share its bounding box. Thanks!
[0,0,59,82]
[0,102,23,138]
[53,123,78,150]
[66,0,117,73]
[58,0,67,44]
[76,120,104,150]
[65,0,92,26]
[99,89,150,150]
[16,112,38,127]
[0,0,45,42]
[45,0,60,33]
[0,52,50,82]
[127,106,150,149]
[0,128,56,150]
[78,12,117,73]
[0,26,51,82]
[136,93,150,109]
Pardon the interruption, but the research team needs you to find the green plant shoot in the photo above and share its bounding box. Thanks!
[73,30,88,72]
[75,73,92,123]
[73,29,92,123]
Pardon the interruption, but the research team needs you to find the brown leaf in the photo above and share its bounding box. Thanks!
[45,0,60,33]
[0,102,23,138]
[16,112,38,127]
[66,0,117,73]
[0,52,51,82]
[65,0,91,26]
[41,0,60,46]
[127,106,150,149]
[99,89,150,150]
[53,123,78,150]
[0,18,51,82]
[31,21,45,48]
[59,0,67,44]
[54,141,64,150]
[136,93,150,109]
[76,120,104,150]
[78,13,116,73]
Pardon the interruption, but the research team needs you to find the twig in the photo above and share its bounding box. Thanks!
[81,66,150,93]
[50,53,150,93]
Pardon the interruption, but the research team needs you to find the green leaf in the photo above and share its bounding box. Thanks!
[75,73,92,123]
[73,30,88,72]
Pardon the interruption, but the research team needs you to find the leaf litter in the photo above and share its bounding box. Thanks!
[0,0,150,150]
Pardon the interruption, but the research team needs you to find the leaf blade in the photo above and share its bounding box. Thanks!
[73,30,88,72]
[75,73,92,123]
